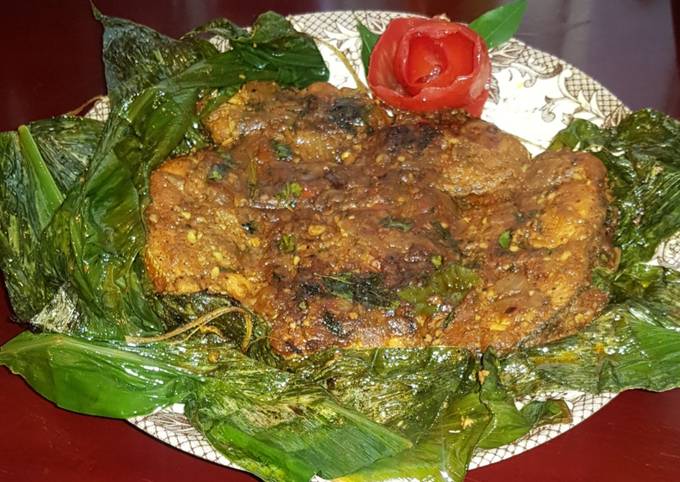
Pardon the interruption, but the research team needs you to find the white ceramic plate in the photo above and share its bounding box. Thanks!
[84,9,680,478]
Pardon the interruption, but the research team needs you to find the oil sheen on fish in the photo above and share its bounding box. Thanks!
[144,81,616,356]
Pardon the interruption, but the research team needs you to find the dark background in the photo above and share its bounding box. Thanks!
[1,1,679,481]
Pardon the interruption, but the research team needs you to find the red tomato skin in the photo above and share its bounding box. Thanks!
[367,17,491,116]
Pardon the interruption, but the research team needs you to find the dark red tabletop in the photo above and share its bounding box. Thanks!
[2,1,680,481]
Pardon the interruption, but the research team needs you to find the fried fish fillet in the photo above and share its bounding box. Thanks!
[144,81,615,356]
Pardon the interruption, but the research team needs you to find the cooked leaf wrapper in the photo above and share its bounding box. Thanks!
[0,332,198,417]
[95,6,218,107]
[0,116,103,320]
[1,10,680,482]
[0,331,411,482]
[333,351,568,481]
[186,356,411,482]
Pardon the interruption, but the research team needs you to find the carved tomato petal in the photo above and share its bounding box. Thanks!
[368,17,491,116]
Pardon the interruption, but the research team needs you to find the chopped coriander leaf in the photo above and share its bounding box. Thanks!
[278,234,296,253]
[207,162,231,181]
[271,140,293,161]
[276,181,303,208]
[398,264,479,316]
[380,216,414,232]
[498,230,512,249]
[431,255,443,268]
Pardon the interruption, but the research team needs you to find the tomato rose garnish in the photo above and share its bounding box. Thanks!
[367,18,491,116]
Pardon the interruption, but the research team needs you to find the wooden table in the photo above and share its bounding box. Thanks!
[1,1,679,481]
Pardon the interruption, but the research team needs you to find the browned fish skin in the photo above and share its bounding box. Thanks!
[144,81,614,356]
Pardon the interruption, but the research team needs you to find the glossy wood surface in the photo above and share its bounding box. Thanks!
[1,1,679,481]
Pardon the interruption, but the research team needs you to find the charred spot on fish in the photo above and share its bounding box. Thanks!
[321,272,395,308]
[297,281,323,299]
[387,316,417,335]
[299,94,320,117]
[431,221,460,254]
[323,169,346,189]
[284,340,303,355]
[321,310,346,337]
[241,221,257,234]
[328,98,366,132]
[386,123,439,153]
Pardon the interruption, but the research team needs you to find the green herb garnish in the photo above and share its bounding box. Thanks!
[356,20,380,74]
[498,230,512,249]
[276,181,303,208]
[380,216,414,232]
[322,272,396,308]
[431,255,443,268]
[398,264,479,316]
[278,233,296,253]
[207,162,230,181]
[469,0,528,49]
[271,140,293,161]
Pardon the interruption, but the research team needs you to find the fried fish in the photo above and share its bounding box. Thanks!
[145,81,615,356]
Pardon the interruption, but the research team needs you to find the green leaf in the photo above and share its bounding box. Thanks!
[469,0,527,49]
[356,20,380,75]
[0,332,198,418]
[278,233,297,254]
[398,263,479,316]
[520,399,572,427]
[290,348,472,441]
[182,17,248,41]
[501,270,680,395]
[0,116,103,320]
[477,351,570,450]
[271,140,293,160]
[276,181,303,208]
[95,8,218,107]
[380,216,414,232]
[17,125,64,231]
[477,351,534,449]
[339,388,491,482]
[29,116,104,194]
[174,12,329,91]
[206,159,232,181]
[298,348,479,482]
[0,331,410,482]
[187,355,411,482]
[548,118,608,152]
[321,272,396,308]
[498,229,511,249]
[321,349,570,481]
